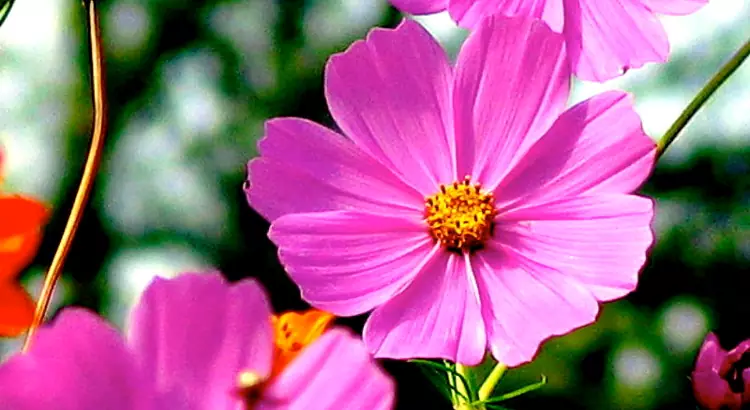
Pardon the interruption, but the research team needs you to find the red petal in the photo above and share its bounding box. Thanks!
[0,195,49,237]
[0,230,44,282]
[0,196,48,281]
[0,284,35,337]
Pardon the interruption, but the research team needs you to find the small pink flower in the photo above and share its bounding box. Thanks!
[0,273,394,410]
[246,16,655,367]
[692,333,750,410]
[389,0,708,81]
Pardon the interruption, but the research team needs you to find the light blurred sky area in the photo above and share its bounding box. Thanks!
[0,1,748,407]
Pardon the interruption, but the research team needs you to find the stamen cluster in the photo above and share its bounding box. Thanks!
[425,176,497,252]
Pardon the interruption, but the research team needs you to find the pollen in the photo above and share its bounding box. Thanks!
[425,176,497,252]
[237,371,264,391]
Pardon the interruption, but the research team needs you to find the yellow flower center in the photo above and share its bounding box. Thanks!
[425,176,497,252]
[237,309,335,407]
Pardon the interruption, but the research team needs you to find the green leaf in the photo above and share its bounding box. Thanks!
[410,359,473,403]
[476,375,547,406]
[415,362,455,403]
[486,404,512,410]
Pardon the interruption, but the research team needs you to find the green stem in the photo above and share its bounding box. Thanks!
[657,36,750,158]
[454,364,472,409]
[0,0,17,29]
[454,363,484,410]
[478,362,507,401]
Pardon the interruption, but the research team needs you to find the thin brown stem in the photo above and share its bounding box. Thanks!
[22,0,107,351]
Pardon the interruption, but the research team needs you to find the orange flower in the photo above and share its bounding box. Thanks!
[0,150,49,337]
[237,309,336,405]
[270,309,335,378]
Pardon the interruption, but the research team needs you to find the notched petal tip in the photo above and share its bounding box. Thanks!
[324,17,436,91]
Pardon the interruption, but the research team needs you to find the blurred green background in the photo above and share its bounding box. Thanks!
[0,1,748,409]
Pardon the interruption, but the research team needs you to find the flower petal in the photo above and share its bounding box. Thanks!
[0,196,48,238]
[0,285,35,337]
[364,251,487,365]
[563,0,670,81]
[639,0,707,15]
[270,210,432,316]
[473,244,599,367]
[128,272,274,410]
[723,339,750,375]
[452,14,569,188]
[325,19,455,194]
[246,118,423,222]
[0,309,154,410]
[694,333,726,373]
[0,196,48,280]
[262,328,395,410]
[389,0,447,14]
[497,194,654,301]
[449,0,564,31]
[691,370,742,410]
[0,230,45,281]
[495,91,656,209]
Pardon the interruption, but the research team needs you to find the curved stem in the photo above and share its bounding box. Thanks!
[478,362,507,401]
[657,37,750,158]
[22,0,107,352]
[0,0,17,29]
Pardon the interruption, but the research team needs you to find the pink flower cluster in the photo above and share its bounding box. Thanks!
[0,1,715,409]
[0,273,394,410]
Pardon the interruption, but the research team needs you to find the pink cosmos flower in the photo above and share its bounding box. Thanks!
[245,15,655,367]
[389,0,708,81]
[692,332,750,410]
[0,272,394,410]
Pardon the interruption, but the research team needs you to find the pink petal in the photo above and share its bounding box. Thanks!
[473,244,600,367]
[639,0,708,15]
[449,0,564,31]
[452,14,570,189]
[494,91,656,210]
[363,251,487,365]
[269,210,433,316]
[496,194,654,301]
[723,339,750,375]
[128,272,274,410]
[389,0,448,14]
[726,339,750,361]
[691,370,742,410]
[247,118,423,222]
[261,328,395,410]
[0,309,155,410]
[563,0,670,81]
[325,19,455,195]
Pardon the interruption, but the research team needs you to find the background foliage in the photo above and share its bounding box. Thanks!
[0,1,748,408]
